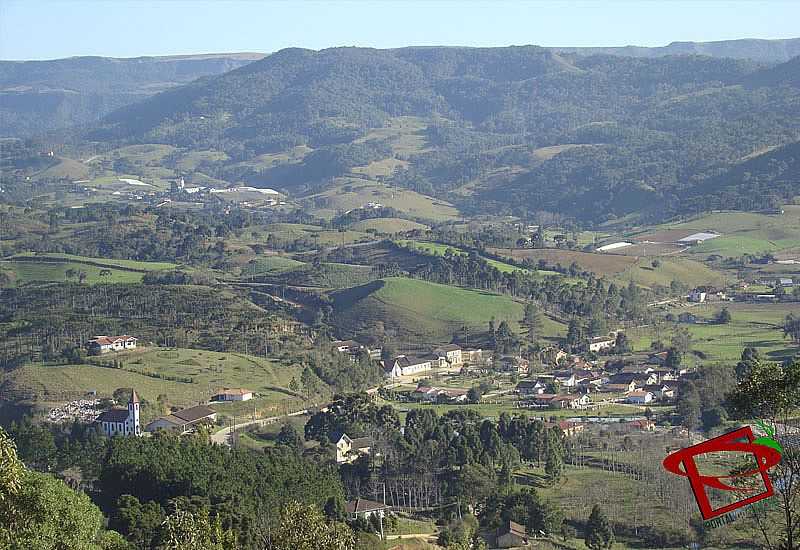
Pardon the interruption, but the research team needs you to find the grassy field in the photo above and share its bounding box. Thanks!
[0,253,179,286]
[488,247,638,277]
[175,149,229,171]
[240,256,306,277]
[0,260,144,286]
[634,208,800,258]
[351,218,430,234]
[33,157,91,181]
[398,240,553,275]
[253,223,373,247]
[304,179,460,222]
[354,116,430,156]
[331,277,565,348]
[629,303,799,363]
[2,347,312,416]
[616,256,729,289]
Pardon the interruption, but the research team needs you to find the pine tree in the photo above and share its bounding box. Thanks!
[544,435,563,485]
[585,504,614,549]
[523,302,542,343]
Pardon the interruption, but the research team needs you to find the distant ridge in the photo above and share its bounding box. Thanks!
[0,53,266,136]
[556,37,800,63]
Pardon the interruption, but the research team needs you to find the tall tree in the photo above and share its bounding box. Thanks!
[584,505,614,550]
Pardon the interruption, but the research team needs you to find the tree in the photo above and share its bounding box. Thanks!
[467,387,483,404]
[664,347,682,370]
[726,360,800,550]
[784,314,800,344]
[584,505,614,550]
[271,501,355,550]
[1,426,121,550]
[544,431,564,485]
[156,506,238,550]
[614,332,631,354]
[716,307,732,324]
[565,320,583,351]
[676,381,701,431]
[522,302,542,343]
[276,423,304,454]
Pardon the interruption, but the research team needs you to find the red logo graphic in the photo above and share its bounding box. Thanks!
[663,426,782,520]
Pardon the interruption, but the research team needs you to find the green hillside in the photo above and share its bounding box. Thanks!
[331,277,565,348]
[1,347,311,419]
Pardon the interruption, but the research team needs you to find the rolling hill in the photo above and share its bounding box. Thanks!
[330,277,565,348]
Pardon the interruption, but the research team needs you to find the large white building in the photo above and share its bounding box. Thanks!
[97,390,140,437]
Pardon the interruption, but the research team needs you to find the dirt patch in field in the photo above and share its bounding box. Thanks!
[630,229,695,243]
[607,243,685,256]
[488,248,637,276]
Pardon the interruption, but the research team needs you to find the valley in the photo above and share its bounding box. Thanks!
[1,31,799,550]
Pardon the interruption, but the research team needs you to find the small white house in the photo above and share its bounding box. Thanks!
[688,289,707,303]
[345,499,389,520]
[213,388,254,402]
[588,336,615,353]
[626,391,654,404]
[434,344,463,365]
[336,433,373,464]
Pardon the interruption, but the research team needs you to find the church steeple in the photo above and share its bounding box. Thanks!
[128,389,141,436]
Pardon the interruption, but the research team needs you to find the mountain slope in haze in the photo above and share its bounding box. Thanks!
[0,53,265,137]
[557,37,800,63]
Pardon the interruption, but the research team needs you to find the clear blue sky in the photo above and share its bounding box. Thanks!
[1,0,799,60]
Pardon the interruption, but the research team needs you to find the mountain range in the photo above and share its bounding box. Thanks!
[5,38,800,224]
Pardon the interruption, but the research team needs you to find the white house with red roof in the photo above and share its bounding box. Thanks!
[86,335,137,354]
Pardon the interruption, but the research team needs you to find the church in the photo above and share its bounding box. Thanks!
[96,390,141,437]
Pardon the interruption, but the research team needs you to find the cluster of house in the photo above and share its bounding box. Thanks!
[94,388,229,438]
[515,350,682,409]
[382,345,486,379]
[688,287,730,303]
[332,340,489,380]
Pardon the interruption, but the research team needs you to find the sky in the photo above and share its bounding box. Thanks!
[1,0,799,60]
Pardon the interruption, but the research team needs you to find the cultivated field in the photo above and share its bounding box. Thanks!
[351,218,430,234]
[303,179,460,222]
[488,248,638,277]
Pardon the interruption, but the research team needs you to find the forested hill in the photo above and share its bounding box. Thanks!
[557,37,800,63]
[84,45,800,223]
[0,53,265,137]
